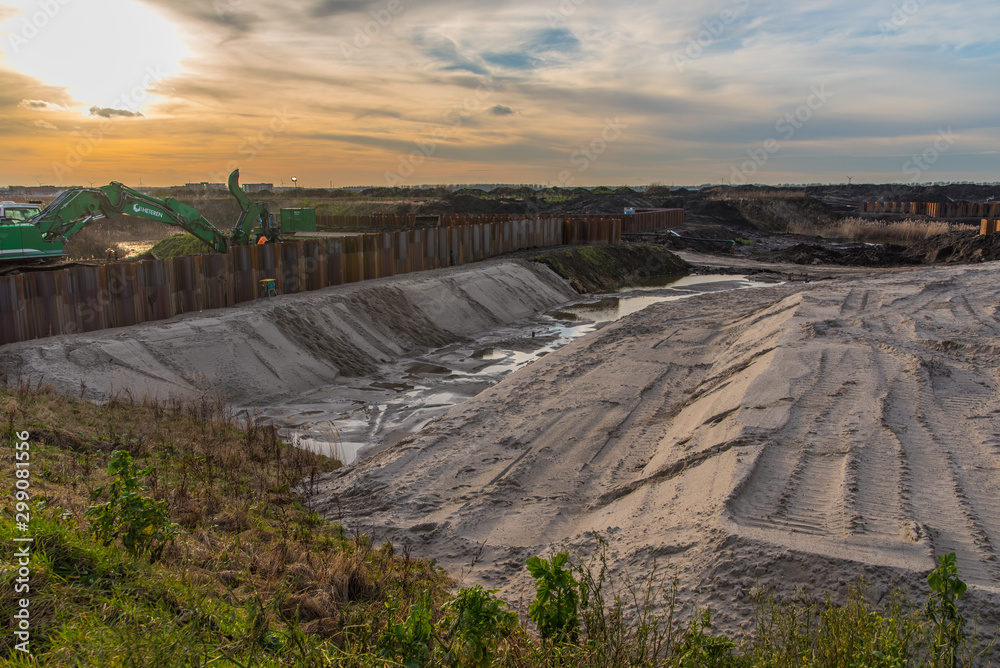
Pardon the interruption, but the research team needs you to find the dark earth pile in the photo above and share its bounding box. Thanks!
[534,243,690,293]
[746,230,1000,267]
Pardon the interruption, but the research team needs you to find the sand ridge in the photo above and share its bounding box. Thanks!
[316,262,1000,637]
[0,259,578,405]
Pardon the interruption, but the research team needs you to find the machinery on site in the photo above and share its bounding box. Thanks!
[0,201,58,261]
[0,169,278,263]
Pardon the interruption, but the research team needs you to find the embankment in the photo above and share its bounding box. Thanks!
[534,243,690,292]
[0,259,579,404]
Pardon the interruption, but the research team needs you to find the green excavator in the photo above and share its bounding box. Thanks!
[0,169,277,262]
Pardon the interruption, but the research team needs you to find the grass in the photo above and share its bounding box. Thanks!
[1,382,995,666]
[148,234,215,258]
[0,382,447,665]
[534,244,691,293]
[787,217,978,245]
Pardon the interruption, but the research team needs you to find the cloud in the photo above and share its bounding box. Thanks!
[34,119,58,130]
[89,106,145,118]
[487,105,515,116]
[526,27,581,55]
[479,27,581,71]
[18,99,67,111]
[310,0,380,17]
[411,30,491,75]
[140,0,260,37]
[482,52,541,71]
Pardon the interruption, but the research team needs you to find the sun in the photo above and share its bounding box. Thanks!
[1,0,189,113]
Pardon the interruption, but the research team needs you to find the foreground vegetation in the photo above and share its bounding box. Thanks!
[1,384,994,666]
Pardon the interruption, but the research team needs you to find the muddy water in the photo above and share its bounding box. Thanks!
[252,275,777,464]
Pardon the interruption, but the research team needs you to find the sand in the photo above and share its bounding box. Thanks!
[0,259,578,405]
[314,259,1000,640]
[4,253,999,644]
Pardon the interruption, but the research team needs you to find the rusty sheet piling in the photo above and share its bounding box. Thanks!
[1,211,683,345]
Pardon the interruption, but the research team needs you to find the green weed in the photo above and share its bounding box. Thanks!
[85,450,181,562]
[527,552,581,644]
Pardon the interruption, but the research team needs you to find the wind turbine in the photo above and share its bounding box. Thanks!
[846,175,854,186]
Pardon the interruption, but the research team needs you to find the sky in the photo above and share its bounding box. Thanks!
[1,0,998,188]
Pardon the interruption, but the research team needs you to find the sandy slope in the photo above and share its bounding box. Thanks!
[316,261,1000,639]
[0,260,577,404]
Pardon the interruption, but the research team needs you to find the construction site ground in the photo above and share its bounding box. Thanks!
[3,191,1000,649]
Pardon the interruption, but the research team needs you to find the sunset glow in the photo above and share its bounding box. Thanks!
[1,0,998,187]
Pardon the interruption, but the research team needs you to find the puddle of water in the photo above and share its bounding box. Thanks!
[255,274,777,465]
[553,276,769,324]
[406,363,452,375]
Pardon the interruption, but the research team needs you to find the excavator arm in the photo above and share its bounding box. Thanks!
[227,169,277,246]
[30,170,280,254]
[34,184,230,253]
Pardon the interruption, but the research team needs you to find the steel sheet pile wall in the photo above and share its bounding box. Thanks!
[1,215,637,345]
[862,201,1000,218]
[316,209,683,233]
[623,209,685,232]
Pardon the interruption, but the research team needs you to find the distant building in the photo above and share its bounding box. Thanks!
[184,182,227,191]
[242,183,273,193]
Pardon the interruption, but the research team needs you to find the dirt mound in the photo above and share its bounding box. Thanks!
[534,243,690,293]
[904,229,1000,264]
[315,264,1000,644]
[549,193,657,215]
[746,231,1000,267]
[806,183,1000,202]
[684,199,752,227]
[437,194,525,214]
[753,242,915,266]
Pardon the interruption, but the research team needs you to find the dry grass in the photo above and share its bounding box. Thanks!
[0,380,449,660]
[64,215,185,260]
[789,217,978,244]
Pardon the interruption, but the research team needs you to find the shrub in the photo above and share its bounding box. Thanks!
[527,552,581,644]
[85,450,181,562]
[440,585,518,667]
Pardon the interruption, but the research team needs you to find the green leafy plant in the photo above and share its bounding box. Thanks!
[440,584,518,667]
[675,609,735,667]
[84,450,181,562]
[926,552,967,668]
[526,552,581,644]
[379,591,435,668]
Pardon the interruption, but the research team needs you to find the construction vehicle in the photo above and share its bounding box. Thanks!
[0,201,62,261]
[0,169,277,263]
